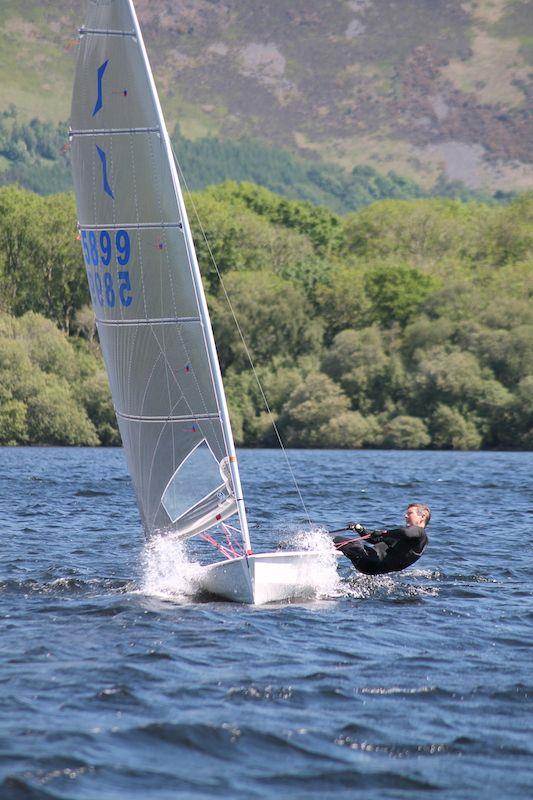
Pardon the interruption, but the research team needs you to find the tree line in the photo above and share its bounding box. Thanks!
[0,106,72,196]
[0,104,509,211]
[0,183,531,449]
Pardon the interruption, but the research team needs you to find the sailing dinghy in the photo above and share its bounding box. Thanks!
[70,0,329,604]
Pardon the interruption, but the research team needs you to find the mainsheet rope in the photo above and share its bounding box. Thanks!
[172,147,313,527]
[333,532,374,549]
[333,529,396,549]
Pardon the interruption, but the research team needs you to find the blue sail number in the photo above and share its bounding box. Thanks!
[80,229,132,308]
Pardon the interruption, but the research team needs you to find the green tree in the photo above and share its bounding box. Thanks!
[0,188,88,331]
[408,346,512,445]
[473,325,533,388]
[0,312,107,446]
[381,416,430,449]
[314,266,372,340]
[0,178,530,451]
[15,312,81,380]
[224,369,262,445]
[343,198,495,265]
[486,193,533,266]
[322,327,404,413]
[423,279,484,322]
[321,411,380,448]
[256,362,308,414]
[204,182,345,255]
[410,347,486,412]
[499,376,533,449]
[402,315,457,360]
[279,372,351,446]
[429,404,482,450]
[36,193,89,332]
[25,377,99,446]
[0,386,27,445]
[224,360,318,445]
[77,371,120,446]
[189,191,315,291]
[71,304,97,342]
[210,270,323,371]
[0,186,43,314]
[364,264,440,328]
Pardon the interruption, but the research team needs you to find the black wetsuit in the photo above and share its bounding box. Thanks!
[334,525,428,575]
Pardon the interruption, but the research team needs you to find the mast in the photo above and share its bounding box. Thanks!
[125,1,252,554]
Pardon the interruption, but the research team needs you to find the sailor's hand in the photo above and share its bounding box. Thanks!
[347,522,366,534]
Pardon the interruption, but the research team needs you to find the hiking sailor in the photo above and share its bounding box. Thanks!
[333,503,430,575]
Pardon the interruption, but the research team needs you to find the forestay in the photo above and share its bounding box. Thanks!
[70,0,249,544]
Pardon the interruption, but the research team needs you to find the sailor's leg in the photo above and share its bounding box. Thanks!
[333,537,381,572]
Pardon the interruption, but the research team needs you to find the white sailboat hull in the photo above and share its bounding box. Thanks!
[197,551,331,605]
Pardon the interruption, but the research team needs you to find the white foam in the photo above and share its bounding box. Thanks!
[140,533,204,601]
[341,572,440,599]
[140,527,344,604]
[288,527,343,599]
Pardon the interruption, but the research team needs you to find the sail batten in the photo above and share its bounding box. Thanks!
[80,28,136,36]
[79,223,183,230]
[116,412,221,423]
[70,0,250,546]
[71,126,160,136]
[97,317,201,326]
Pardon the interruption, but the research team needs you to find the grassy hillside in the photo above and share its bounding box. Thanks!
[0,0,531,195]
[0,3,81,121]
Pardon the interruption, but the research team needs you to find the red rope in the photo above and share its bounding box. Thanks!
[199,532,233,559]
[221,523,244,557]
[221,525,239,557]
[199,525,246,560]
[333,531,380,549]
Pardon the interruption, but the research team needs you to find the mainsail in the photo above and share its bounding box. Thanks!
[70,0,250,547]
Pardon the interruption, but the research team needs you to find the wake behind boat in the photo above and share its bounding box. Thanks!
[70,0,330,604]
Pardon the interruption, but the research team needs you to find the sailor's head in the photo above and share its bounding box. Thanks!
[405,503,431,528]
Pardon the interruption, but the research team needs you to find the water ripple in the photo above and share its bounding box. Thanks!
[0,448,531,799]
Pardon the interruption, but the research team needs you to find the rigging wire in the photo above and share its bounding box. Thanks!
[172,146,313,526]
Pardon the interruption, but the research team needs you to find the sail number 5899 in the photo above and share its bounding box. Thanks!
[80,229,133,308]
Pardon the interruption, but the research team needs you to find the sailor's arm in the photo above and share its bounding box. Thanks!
[366,525,425,544]
[345,522,425,544]
[346,522,387,543]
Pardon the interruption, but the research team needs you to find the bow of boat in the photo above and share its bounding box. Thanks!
[198,550,334,605]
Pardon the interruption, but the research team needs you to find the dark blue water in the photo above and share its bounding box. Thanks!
[1,448,532,799]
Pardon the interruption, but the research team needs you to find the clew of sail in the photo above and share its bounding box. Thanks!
[70,0,247,543]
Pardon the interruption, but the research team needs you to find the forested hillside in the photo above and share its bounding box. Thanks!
[0,184,531,449]
[0,105,496,211]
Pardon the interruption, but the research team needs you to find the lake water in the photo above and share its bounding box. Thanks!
[0,447,531,799]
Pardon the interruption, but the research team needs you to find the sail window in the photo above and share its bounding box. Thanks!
[161,440,226,523]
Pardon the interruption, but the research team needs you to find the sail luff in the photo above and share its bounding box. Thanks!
[123,0,252,553]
